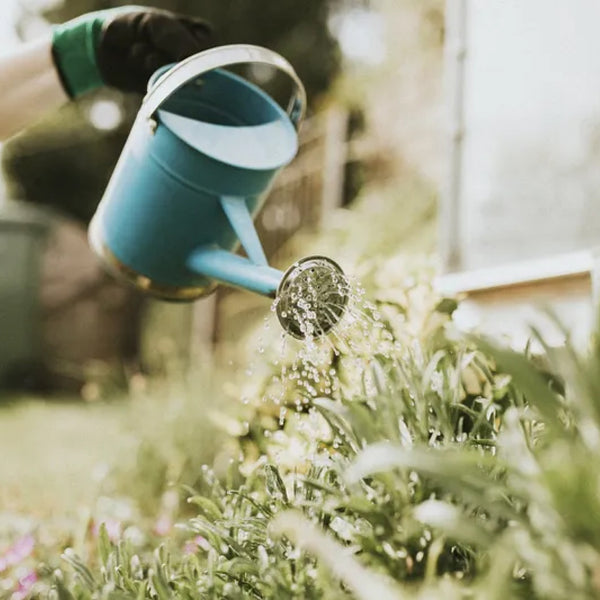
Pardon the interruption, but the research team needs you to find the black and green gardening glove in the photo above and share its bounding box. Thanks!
[51,6,214,98]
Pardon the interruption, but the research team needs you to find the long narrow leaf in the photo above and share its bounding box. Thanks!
[271,510,405,600]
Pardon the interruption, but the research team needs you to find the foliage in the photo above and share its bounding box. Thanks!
[1,250,598,599]
[2,0,357,223]
[0,259,510,598]
[105,374,229,516]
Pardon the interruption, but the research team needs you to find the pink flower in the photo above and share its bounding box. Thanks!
[92,519,122,542]
[184,536,209,555]
[183,540,196,555]
[11,569,38,600]
[153,515,172,537]
[0,535,35,573]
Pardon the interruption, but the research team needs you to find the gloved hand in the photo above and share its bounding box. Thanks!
[51,6,213,98]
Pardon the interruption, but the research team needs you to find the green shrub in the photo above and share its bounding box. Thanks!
[6,258,600,599]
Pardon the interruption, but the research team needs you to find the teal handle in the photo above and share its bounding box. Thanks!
[220,196,268,266]
[187,247,283,297]
[142,44,306,129]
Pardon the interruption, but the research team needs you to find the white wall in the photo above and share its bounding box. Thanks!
[455,0,600,270]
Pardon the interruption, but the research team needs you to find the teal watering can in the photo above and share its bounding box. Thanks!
[89,45,348,338]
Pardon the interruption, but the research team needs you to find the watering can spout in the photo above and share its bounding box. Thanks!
[187,247,350,339]
[188,197,351,337]
[187,247,283,297]
[183,194,282,296]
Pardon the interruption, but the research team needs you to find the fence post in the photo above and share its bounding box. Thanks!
[320,107,349,224]
[189,293,218,367]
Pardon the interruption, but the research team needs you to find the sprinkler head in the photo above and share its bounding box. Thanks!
[276,256,349,339]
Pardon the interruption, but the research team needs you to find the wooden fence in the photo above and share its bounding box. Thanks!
[36,107,352,382]
[190,106,350,361]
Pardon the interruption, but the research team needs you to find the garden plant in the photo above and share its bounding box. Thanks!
[1,246,598,600]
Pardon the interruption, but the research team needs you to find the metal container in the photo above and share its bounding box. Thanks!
[89,44,305,301]
[89,45,349,338]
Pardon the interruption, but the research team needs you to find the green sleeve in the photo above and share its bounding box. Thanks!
[51,6,142,97]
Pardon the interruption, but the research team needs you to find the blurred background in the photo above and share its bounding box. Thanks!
[0,0,444,514]
[1,0,600,519]
[0,0,444,395]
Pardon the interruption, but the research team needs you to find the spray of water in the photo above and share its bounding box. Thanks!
[275,256,349,340]
[234,257,413,473]
[244,258,398,414]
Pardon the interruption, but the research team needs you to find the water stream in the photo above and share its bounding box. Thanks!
[244,273,398,421]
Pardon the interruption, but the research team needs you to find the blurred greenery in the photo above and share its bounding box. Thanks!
[5,252,599,599]
[0,396,130,517]
[0,171,594,598]
[8,277,600,599]
[2,0,361,223]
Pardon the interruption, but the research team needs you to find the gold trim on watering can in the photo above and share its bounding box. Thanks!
[88,217,216,302]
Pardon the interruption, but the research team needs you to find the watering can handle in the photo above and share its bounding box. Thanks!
[140,44,307,129]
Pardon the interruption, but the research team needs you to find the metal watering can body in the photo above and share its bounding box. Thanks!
[90,45,349,338]
[90,45,305,300]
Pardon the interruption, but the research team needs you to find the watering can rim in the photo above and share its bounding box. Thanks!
[157,112,299,171]
[154,67,299,171]
[140,44,307,130]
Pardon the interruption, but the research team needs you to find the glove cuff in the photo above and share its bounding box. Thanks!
[51,14,105,98]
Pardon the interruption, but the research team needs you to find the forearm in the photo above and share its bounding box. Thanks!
[0,8,212,141]
[0,37,68,141]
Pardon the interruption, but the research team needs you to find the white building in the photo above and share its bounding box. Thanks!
[438,0,600,348]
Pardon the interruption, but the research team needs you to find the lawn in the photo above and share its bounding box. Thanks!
[0,397,132,518]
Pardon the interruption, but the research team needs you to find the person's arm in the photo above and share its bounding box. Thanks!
[0,6,213,141]
[0,37,68,141]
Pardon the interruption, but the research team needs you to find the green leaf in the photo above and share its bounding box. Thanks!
[218,557,260,579]
[346,443,520,522]
[413,499,493,546]
[97,522,112,569]
[61,548,97,591]
[434,297,459,315]
[265,465,289,504]
[475,337,565,432]
[227,490,274,517]
[271,510,405,600]
[188,495,223,521]
[52,577,76,600]
[151,548,172,600]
